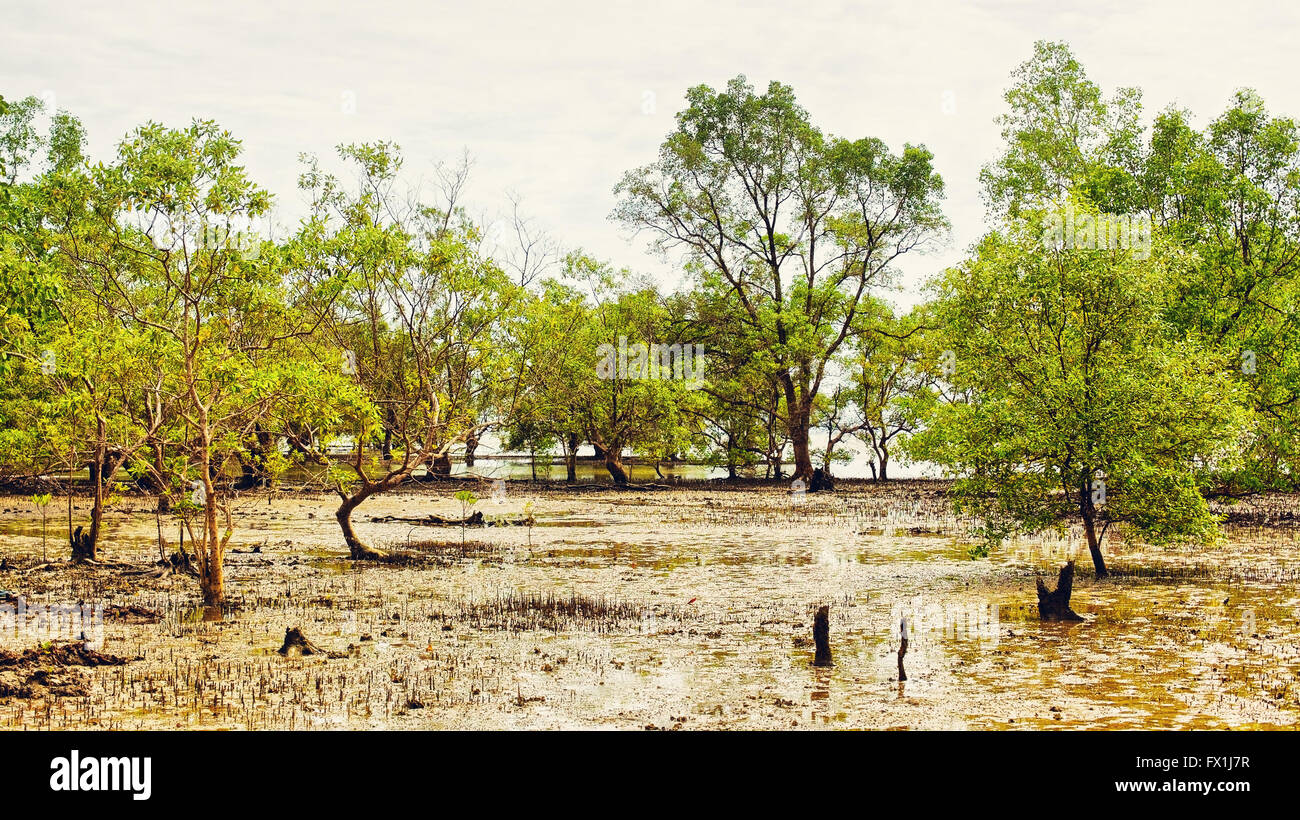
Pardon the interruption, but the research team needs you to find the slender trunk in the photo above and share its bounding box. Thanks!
[465,431,478,467]
[199,427,224,607]
[86,489,103,559]
[565,433,578,482]
[335,493,387,560]
[200,524,223,608]
[1082,509,1107,579]
[878,448,889,482]
[1080,480,1108,579]
[73,440,106,561]
[381,409,394,460]
[141,438,168,498]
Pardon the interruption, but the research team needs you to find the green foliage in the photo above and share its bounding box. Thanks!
[614,74,947,477]
[910,205,1247,569]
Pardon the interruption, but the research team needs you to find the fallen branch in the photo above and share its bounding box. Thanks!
[368,511,534,527]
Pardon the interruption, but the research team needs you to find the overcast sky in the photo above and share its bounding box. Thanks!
[5,0,1300,307]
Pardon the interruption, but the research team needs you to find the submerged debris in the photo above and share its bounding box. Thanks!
[103,604,163,624]
[0,642,129,668]
[0,642,130,700]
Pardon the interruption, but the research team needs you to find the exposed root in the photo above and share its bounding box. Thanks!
[120,552,198,578]
[368,511,535,527]
[348,542,390,561]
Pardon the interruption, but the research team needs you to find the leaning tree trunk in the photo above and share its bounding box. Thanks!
[335,494,387,560]
[1080,490,1108,579]
[464,432,478,467]
[604,450,629,486]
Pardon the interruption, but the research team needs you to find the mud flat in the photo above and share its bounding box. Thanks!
[0,481,1296,730]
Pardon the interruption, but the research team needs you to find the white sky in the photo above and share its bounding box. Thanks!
[5,0,1300,309]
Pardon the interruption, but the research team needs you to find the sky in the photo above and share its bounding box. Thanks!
[5,0,1300,310]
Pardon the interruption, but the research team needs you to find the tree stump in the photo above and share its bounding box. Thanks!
[1036,561,1084,621]
[897,618,909,681]
[809,468,835,493]
[277,627,327,657]
[812,605,833,667]
[69,526,95,562]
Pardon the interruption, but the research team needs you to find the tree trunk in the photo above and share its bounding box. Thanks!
[1083,511,1107,579]
[1080,480,1108,579]
[780,373,814,481]
[200,545,223,607]
[198,456,223,607]
[336,495,388,560]
[464,431,478,467]
[591,441,606,461]
[428,452,452,478]
[878,449,889,482]
[234,428,275,490]
[72,443,107,561]
[565,433,578,482]
[788,412,813,481]
[381,409,395,460]
[70,526,96,562]
[605,450,629,486]
[75,484,104,562]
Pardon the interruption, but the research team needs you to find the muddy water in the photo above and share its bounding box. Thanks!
[0,487,1296,730]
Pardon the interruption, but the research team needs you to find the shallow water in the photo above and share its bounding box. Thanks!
[0,487,1296,729]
